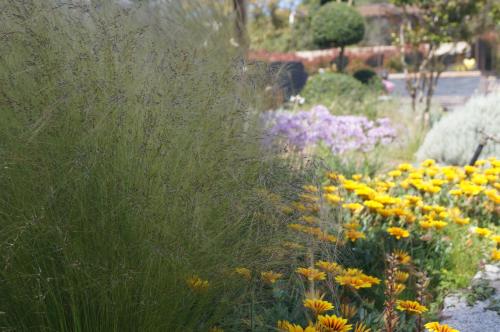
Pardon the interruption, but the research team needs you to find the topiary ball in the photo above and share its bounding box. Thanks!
[311,2,365,49]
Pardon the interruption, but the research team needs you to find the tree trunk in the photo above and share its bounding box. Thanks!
[233,0,247,48]
[338,46,345,73]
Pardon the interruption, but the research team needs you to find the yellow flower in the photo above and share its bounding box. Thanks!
[491,249,500,261]
[458,181,483,195]
[396,300,428,314]
[209,327,224,332]
[303,185,319,193]
[433,220,448,230]
[345,229,366,242]
[398,163,413,172]
[419,220,435,230]
[352,174,363,181]
[261,271,283,284]
[353,322,371,332]
[317,314,352,332]
[484,189,500,204]
[394,283,406,295]
[304,298,334,316]
[354,187,376,200]
[363,200,384,210]
[471,174,488,185]
[296,267,326,281]
[343,222,361,230]
[424,322,459,332]
[234,267,251,280]
[474,227,492,238]
[301,215,318,224]
[490,235,500,244]
[388,170,402,177]
[316,261,344,274]
[393,250,412,265]
[186,276,209,292]
[278,321,317,332]
[387,227,410,240]
[395,271,409,283]
[342,203,364,213]
[421,159,436,167]
[323,185,338,193]
[340,303,358,319]
[325,194,343,204]
[453,217,470,226]
[335,275,371,289]
[464,165,477,174]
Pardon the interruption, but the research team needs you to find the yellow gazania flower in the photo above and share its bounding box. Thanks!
[186,276,209,292]
[354,187,376,200]
[316,261,344,274]
[491,249,500,261]
[453,217,470,226]
[474,227,492,238]
[261,271,283,284]
[393,250,411,265]
[234,267,251,280]
[419,220,435,230]
[471,174,488,185]
[327,172,345,182]
[209,327,224,332]
[345,229,366,242]
[344,222,361,230]
[433,220,448,230]
[448,189,462,196]
[388,170,402,178]
[398,163,413,172]
[323,185,338,193]
[343,180,361,191]
[404,195,422,205]
[325,194,343,204]
[464,165,477,174]
[395,283,406,295]
[353,322,371,332]
[424,322,459,332]
[458,181,483,195]
[340,303,358,319]
[304,298,334,316]
[395,271,409,283]
[396,300,428,315]
[342,203,364,213]
[484,189,500,204]
[316,231,338,244]
[303,185,319,193]
[335,275,372,289]
[387,227,410,240]
[352,174,363,181]
[300,193,319,203]
[296,267,327,281]
[363,200,384,210]
[374,195,398,205]
[421,159,436,167]
[317,314,353,332]
[301,215,318,225]
[277,320,316,332]
[490,235,500,244]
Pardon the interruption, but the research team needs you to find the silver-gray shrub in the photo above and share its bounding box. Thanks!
[416,93,500,165]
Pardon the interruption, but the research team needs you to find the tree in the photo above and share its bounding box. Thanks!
[391,0,487,125]
[311,2,365,72]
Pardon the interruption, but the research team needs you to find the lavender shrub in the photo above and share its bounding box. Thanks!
[264,105,396,154]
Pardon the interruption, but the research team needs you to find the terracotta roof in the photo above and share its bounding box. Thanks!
[358,4,419,17]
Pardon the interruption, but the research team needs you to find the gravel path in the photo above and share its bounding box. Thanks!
[440,265,500,332]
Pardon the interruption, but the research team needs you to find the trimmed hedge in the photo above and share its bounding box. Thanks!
[311,2,365,49]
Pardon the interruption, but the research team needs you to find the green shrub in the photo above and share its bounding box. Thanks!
[311,2,365,49]
[416,93,500,165]
[0,1,298,331]
[353,68,378,85]
[301,72,367,106]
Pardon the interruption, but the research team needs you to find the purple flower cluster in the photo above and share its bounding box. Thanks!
[264,105,396,154]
